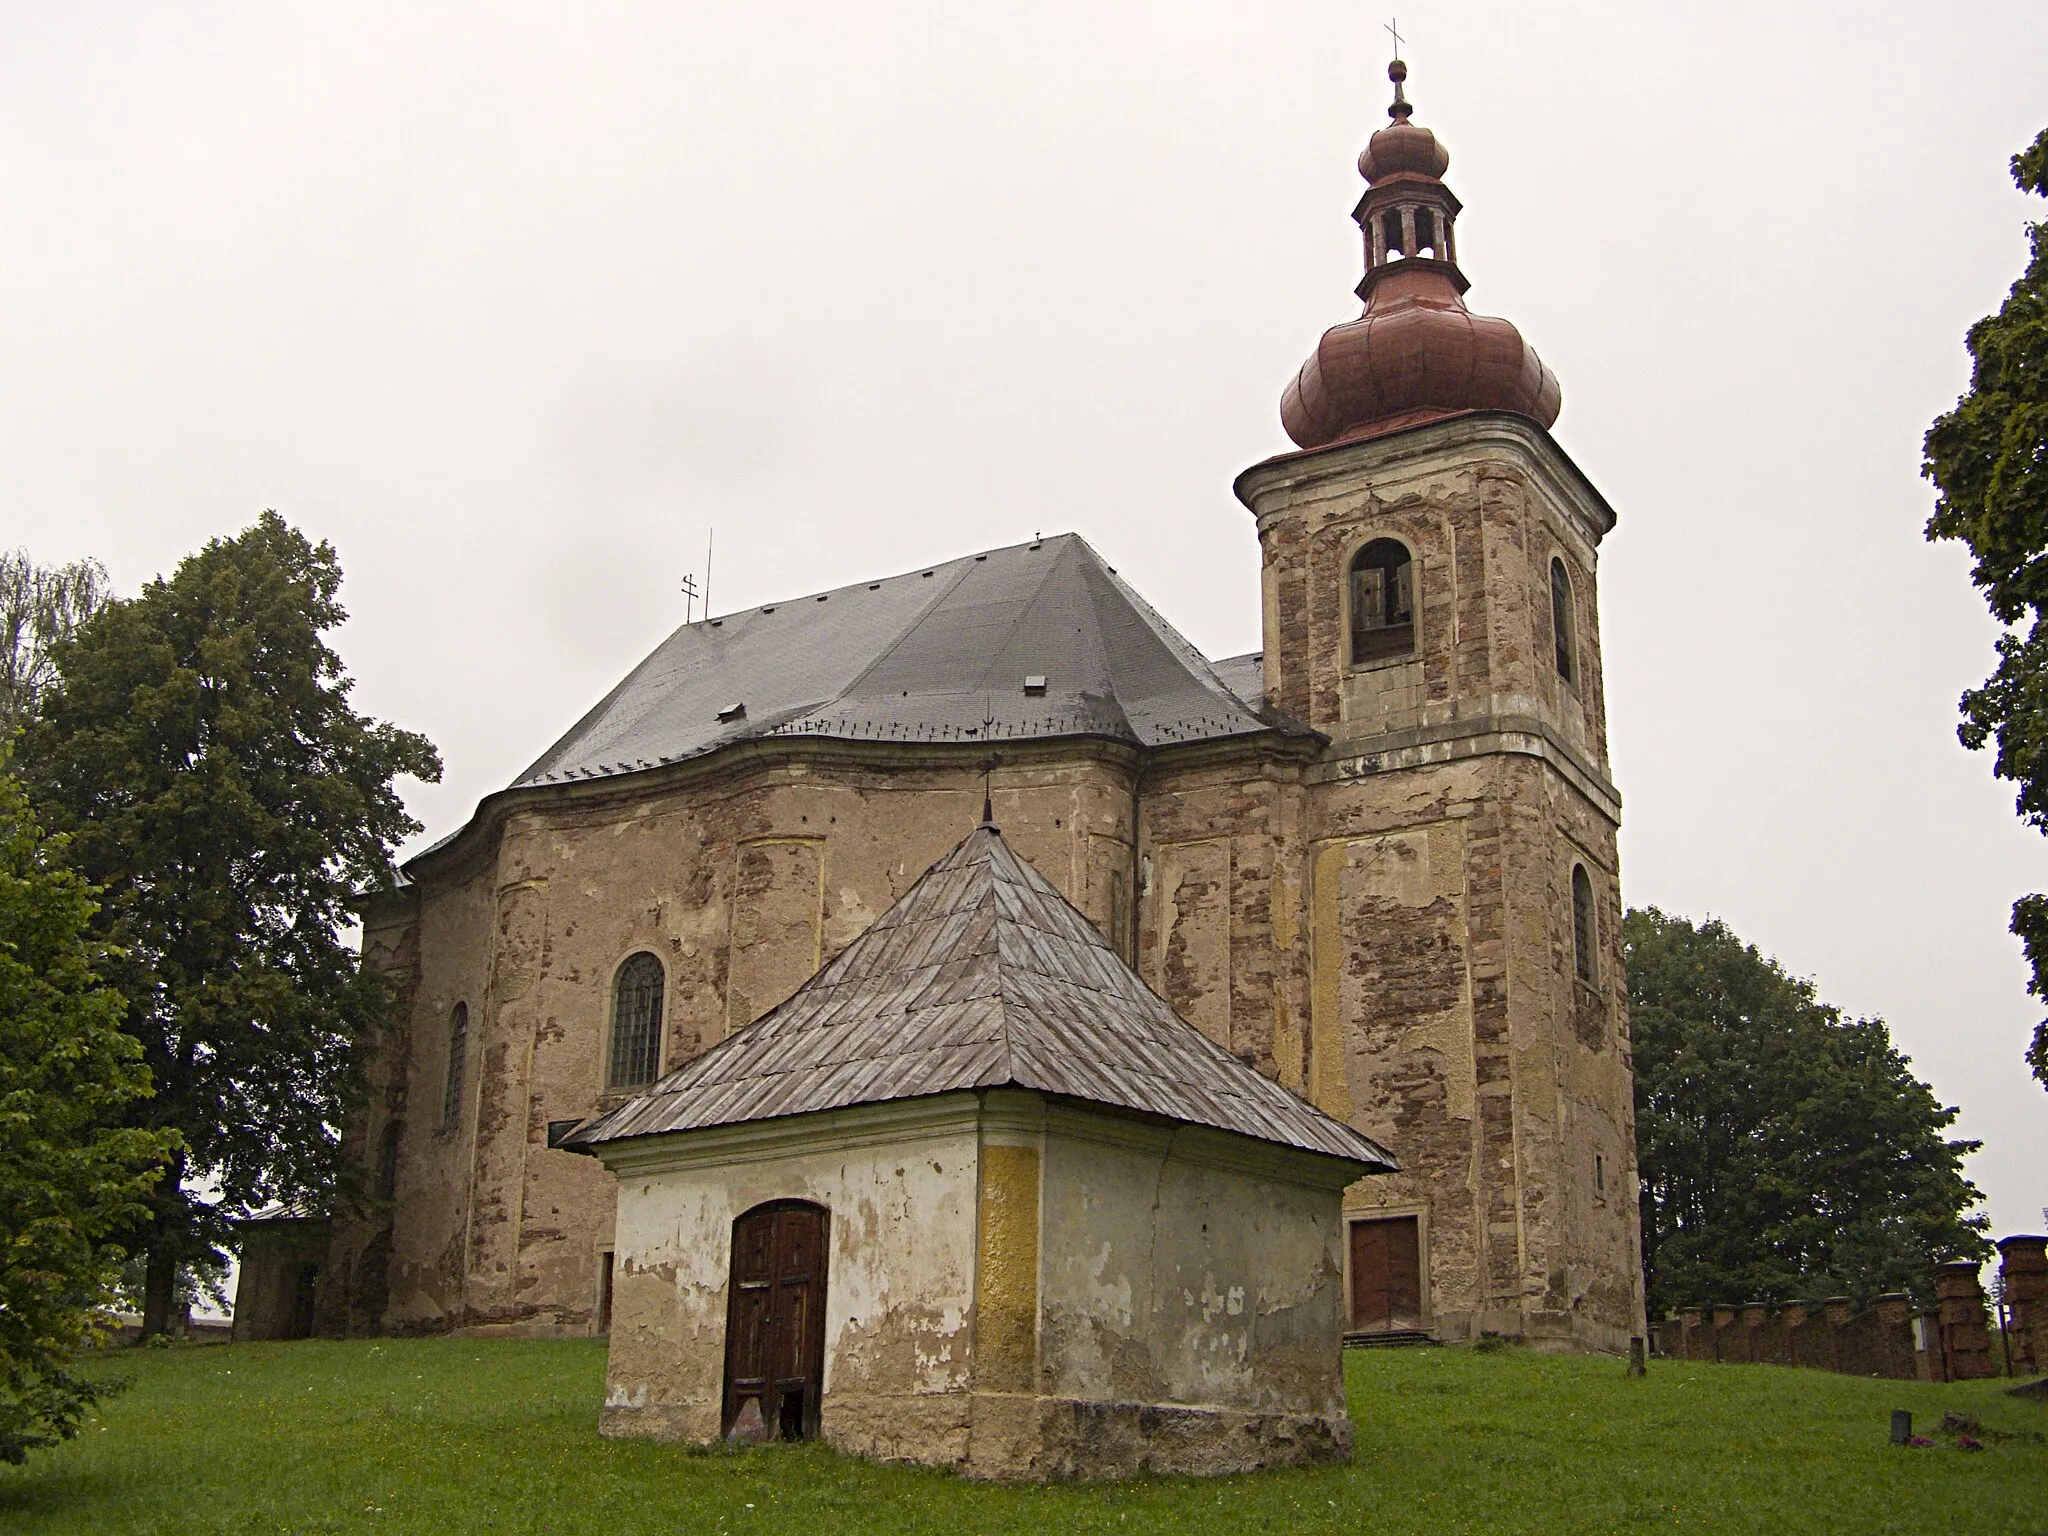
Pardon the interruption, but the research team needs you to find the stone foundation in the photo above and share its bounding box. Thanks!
[599,1388,1351,1481]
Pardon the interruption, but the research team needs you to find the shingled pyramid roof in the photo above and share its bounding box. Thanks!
[568,824,1395,1171]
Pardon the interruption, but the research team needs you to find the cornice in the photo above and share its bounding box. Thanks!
[1233,410,1617,546]
[399,721,1320,891]
[588,1092,986,1177]
[1311,707,1622,824]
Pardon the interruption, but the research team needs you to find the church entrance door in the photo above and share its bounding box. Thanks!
[1350,1215,1423,1332]
[722,1200,829,1441]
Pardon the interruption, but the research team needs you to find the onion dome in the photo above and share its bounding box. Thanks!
[1280,60,1560,451]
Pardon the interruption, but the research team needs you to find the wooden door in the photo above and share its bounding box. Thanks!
[1349,1216,1423,1331]
[722,1201,830,1440]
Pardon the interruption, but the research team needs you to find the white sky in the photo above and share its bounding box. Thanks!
[6,2,2045,1241]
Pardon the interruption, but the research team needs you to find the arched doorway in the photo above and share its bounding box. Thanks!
[722,1200,830,1441]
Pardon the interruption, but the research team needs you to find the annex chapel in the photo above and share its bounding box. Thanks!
[321,61,1646,1358]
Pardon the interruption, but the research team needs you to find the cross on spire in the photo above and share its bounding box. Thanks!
[1385,16,1404,61]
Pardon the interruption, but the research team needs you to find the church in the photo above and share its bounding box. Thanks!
[316,59,1646,1363]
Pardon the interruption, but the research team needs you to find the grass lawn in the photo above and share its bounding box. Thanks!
[1,1338,2043,1535]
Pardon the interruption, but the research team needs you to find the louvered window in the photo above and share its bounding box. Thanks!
[441,1003,468,1130]
[1350,538,1417,665]
[609,952,666,1090]
[1572,865,1597,987]
[1551,557,1578,687]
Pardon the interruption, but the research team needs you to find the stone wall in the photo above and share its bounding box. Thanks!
[1653,1259,2010,1382]
[1236,413,1642,1352]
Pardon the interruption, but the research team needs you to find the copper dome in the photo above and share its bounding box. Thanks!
[1280,60,1561,451]
[1358,66,1448,181]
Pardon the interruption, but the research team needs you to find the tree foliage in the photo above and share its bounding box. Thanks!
[0,776,172,1461]
[1923,127,2048,1090]
[18,513,439,1335]
[0,550,109,738]
[1627,908,1989,1316]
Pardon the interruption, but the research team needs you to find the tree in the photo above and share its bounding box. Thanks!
[1627,908,1989,1316]
[1923,127,2048,1091]
[17,513,440,1337]
[0,550,109,737]
[0,775,172,1461]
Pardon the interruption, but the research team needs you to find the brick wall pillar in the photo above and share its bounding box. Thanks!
[1781,1301,1812,1368]
[1997,1235,2048,1376]
[1740,1302,1770,1365]
[1934,1262,1994,1381]
[1873,1293,1915,1379]
[1710,1304,1738,1362]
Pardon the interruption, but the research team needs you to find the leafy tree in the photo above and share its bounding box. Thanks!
[1923,128,2048,1091]
[1627,908,1989,1316]
[18,513,440,1337]
[0,775,172,1461]
[0,550,109,737]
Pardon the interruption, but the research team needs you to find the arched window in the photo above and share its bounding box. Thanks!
[1571,865,1596,987]
[1350,538,1417,665]
[608,952,666,1091]
[441,1003,468,1130]
[376,1119,403,1200]
[1550,557,1577,687]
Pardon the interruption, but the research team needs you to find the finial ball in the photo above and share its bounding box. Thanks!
[1389,59,1408,83]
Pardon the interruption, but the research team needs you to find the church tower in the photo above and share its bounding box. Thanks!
[1235,59,1644,1348]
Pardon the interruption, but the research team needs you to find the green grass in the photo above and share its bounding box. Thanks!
[1,1338,2043,1534]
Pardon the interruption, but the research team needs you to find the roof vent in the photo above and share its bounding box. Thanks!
[1023,675,1048,696]
[717,703,747,723]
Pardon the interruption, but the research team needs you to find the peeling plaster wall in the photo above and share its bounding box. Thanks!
[1036,1116,1350,1423]
[356,755,1137,1337]
[1238,414,1644,1352]
[344,416,1642,1358]
[600,1103,982,1453]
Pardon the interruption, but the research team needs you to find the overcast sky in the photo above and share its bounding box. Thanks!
[6,2,2045,1240]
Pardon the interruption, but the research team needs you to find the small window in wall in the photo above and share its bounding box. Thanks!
[1550,557,1578,687]
[608,952,666,1091]
[597,1250,615,1336]
[376,1119,402,1200]
[1572,864,1597,987]
[1350,539,1417,665]
[441,1003,468,1130]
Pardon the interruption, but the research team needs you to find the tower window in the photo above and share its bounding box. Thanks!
[1414,208,1437,257]
[441,1003,468,1130]
[1571,865,1596,987]
[1550,557,1577,687]
[608,952,666,1091]
[1382,208,1404,259]
[376,1119,403,1200]
[1350,538,1417,665]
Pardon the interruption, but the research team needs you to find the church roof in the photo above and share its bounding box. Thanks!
[514,534,1276,791]
[566,823,1395,1172]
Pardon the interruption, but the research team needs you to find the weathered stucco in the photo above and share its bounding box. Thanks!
[334,410,1643,1359]
[599,1098,982,1454]
[593,1090,1356,1479]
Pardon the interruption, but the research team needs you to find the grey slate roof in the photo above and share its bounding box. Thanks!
[567,823,1396,1172]
[515,534,1272,789]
